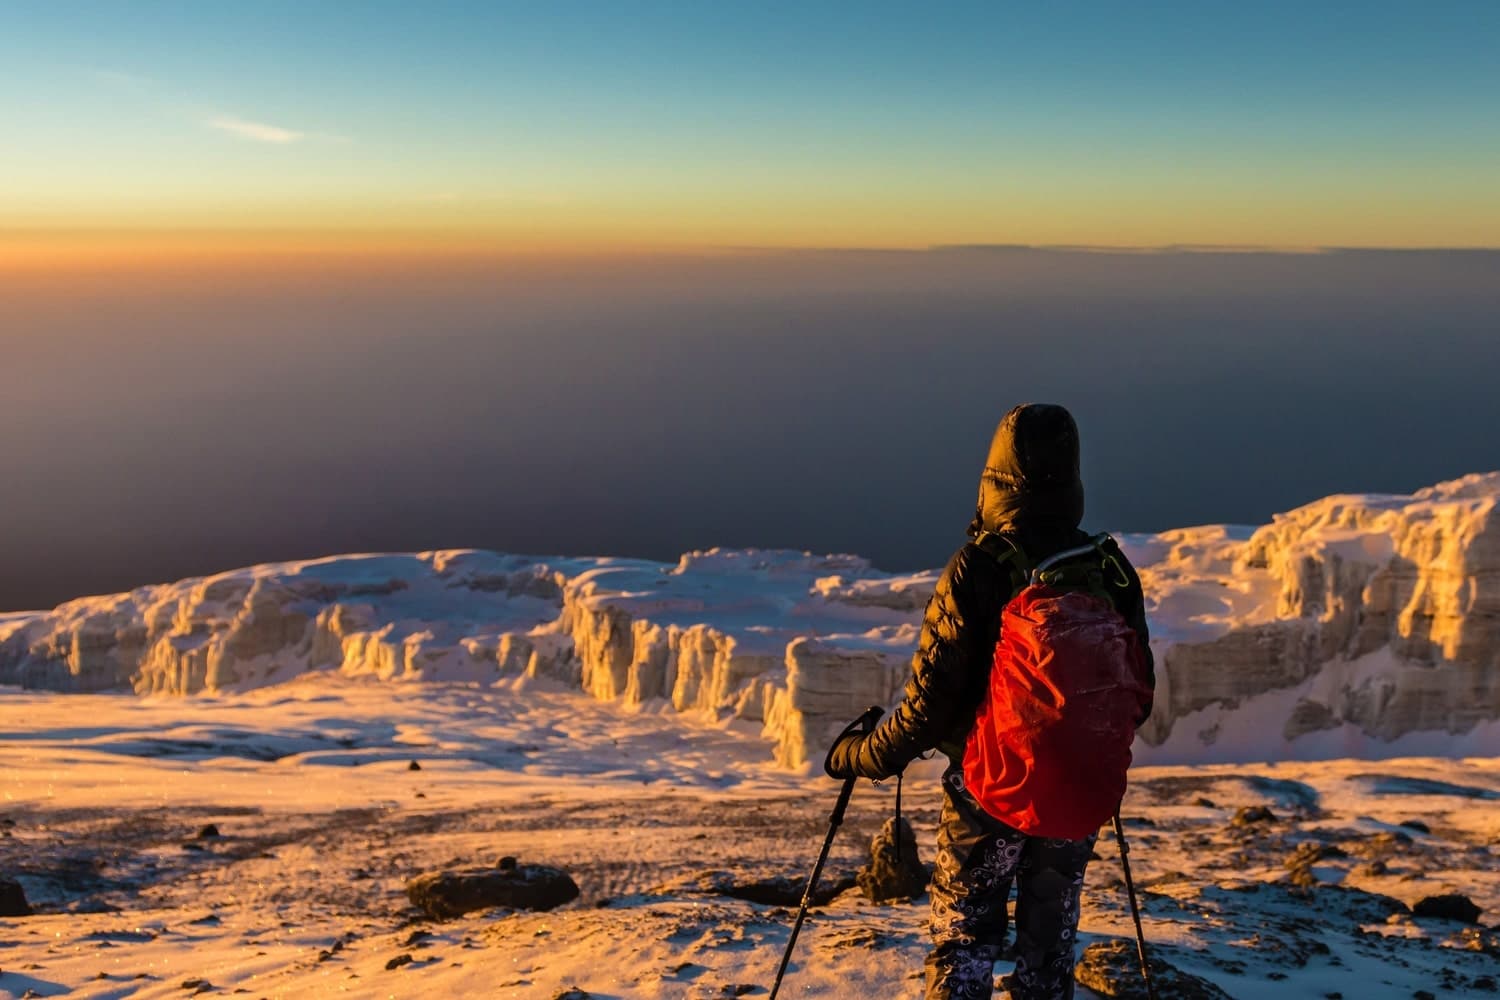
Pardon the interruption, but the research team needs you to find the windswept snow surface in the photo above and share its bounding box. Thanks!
[1,677,1497,999]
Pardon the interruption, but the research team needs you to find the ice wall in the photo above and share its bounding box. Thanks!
[1129,472,1500,758]
[0,548,931,767]
[3,473,1497,766]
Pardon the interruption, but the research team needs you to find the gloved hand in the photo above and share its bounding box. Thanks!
[824,732,868,780]
[822,704,885,780]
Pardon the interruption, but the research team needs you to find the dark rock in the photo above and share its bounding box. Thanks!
[1413,992,1436,1000]
[1285,841,1349,886]
[195,824,220,840]
[0,878,32,917]
[1413,894,1482,925]
[406,862,579,919]
[1287,842,1348,865]
[1230,806,1277,827]
[1361,860,1389,876]
[1305,884,1409,923]
[1191,797,1217,809]
[498,856,517,871]
[1398,819,1430,834]
[669,869,856,907]
[408,761,422,771]
[1074,938,1233,998]
[180,980,212,993]
[857,817,929,903]
[719,986,756,997]
[553,990,591,1000]
[1472,975,1497,992]
[385,954,413,971]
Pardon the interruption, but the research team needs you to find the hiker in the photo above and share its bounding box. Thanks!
[826,403,1155,1000]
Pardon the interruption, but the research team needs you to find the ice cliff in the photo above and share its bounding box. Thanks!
[2,474,1497,766]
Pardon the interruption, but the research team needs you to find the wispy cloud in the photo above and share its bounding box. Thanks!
[206,115,304,144]
[90,67,155,91]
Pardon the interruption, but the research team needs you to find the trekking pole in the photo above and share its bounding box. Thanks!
[1112,811,1158,1000]
[768,705,883,1000]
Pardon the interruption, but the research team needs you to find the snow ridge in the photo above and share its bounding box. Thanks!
[3,473,1498,766]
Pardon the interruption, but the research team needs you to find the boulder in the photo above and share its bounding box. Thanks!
[0,878,31,917]
[1074,939,1232,999]
[856,817,929,903]
[1413,893,1482,925]
[1230,805,1276,827]
[406,859,579,920]
[658,868,856,907]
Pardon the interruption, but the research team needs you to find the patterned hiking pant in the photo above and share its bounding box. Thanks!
[924,768,1096,1000]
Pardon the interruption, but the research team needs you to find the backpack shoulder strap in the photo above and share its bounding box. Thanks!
[971,531,1030,595]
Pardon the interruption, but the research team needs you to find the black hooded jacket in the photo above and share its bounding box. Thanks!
[850,403,1154,779]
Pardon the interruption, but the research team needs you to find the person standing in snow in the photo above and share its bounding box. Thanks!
[826,403,1154,1000]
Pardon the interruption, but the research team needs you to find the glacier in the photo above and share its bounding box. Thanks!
[2,473,1498,766]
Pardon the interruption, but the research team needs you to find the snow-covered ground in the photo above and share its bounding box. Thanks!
[2,676,1497,999]
[3,473,1499,997]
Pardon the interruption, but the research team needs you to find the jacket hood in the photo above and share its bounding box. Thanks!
[967,403,1085,537]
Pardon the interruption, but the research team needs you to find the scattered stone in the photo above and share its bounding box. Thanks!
[553,989,591,1000]
[407,862,579,920]
[1191,797,1217,808]
[857,817,930,903]
[414,792,426,799]
[1361,860,1389,876]
[719,986,757,997]
[498,856,517,871]
[195,824,220,839]
[401,929,432,948]
[1230,806,1276,827]
[408,761,422,771]
[179,979,212,993]
[1145,871,1196,889]
[1074,939,1233,998]
[1472,975,1497,992]
[1285,841,1349,887]
[385,954,413,971]
[1413,991,1436,1000]
[0,878,32,917]
[1413,894,1482,925]
[1398,819,1430,834]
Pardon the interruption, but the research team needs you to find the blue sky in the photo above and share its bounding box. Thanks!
[3,1,1498,248]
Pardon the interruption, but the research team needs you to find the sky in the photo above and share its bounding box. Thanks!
[2,5,1499,610]
[3,1,1499,255]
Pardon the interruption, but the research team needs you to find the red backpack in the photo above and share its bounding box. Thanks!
[961,533,1152,840]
